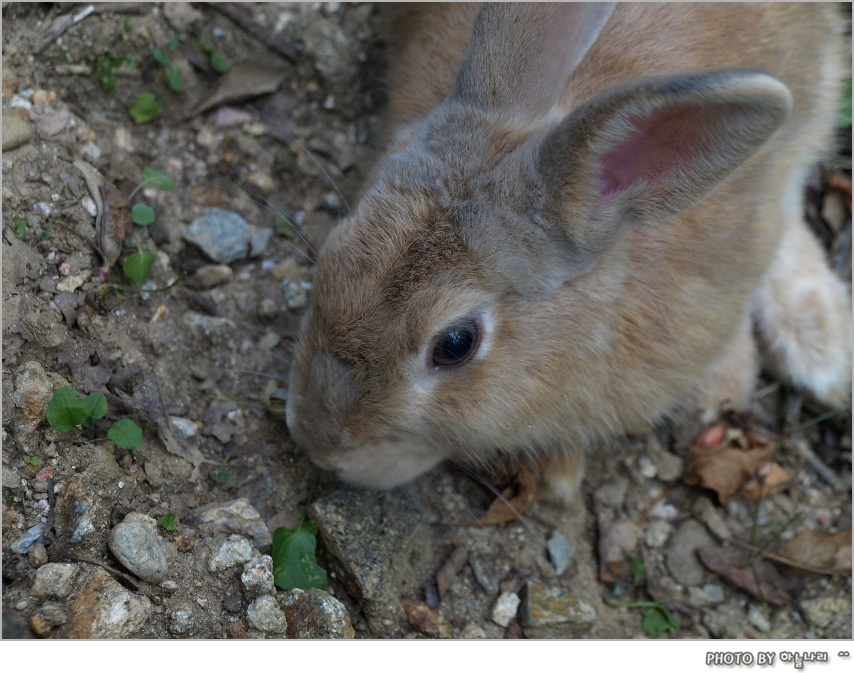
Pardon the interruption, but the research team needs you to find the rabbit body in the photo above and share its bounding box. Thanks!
[286,3,850,501]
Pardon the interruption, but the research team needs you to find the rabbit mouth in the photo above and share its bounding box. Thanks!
[324,440,445,490]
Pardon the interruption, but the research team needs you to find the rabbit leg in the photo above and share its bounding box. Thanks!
[693,312,759,424]
[753,216,852,408]
[540,448,586,506]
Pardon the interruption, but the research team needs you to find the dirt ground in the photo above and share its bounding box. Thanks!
[2,3,852,640]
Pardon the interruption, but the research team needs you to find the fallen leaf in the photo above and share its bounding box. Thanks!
[740,462,795,501]
[188,63,287,118]
[99,184,132,269]
[683,430,775,503]
[597,514,642,583]
[698,546,792,606]
[467,467,540,526]
[771,529,852,576]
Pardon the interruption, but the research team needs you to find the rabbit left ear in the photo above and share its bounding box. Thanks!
[536,71,792,271]
[450,3,615,116]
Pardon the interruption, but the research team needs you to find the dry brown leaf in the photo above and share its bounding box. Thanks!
[467,467,539,526]
[189,63,287,117]
[740,462,795,501]
[98,184,132,269]
[684,431,775,503]
[698,546,792,606]
[772,529,852,576]
[597,514,641,583]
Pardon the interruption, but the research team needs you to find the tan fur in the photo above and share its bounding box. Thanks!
[286,3,851,500]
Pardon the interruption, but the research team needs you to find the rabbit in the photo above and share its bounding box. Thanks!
[286,3,851,504]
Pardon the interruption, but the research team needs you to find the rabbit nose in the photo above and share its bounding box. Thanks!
[286,352,357,459]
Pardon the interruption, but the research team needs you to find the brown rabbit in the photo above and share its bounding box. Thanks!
[286,3,851,503]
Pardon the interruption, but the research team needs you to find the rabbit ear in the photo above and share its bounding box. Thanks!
[537,71,793,271]
[451,3,614,116]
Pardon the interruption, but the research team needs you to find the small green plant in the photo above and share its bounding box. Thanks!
[23,455,41,467]
[271,519,328,591]
[606,555,681,638]
[151,46,183,93]
[121,168,176,286]
[129,92,163,123]
[158,512,179,531]
[13,219,27,239]
[95,47,134,91]
[208,469,231,485]
[46,386,142,450]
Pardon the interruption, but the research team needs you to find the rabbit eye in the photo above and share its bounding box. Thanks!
[432,319,480,368]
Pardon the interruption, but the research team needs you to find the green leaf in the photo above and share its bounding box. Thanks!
[158,512,179,531]
[208,469,230,485]
[272,521,328,590]
[142,168,176,191]
[131,203,156,226]
[129,92,163,123]
[167,36,179,52]
[210,50,231,73]
[151,47,170,68]
[166,66,183,93]
[641,605,680,638]
[40,230,51,241]
[46,387,87,432]
[108,418,143,449]
[836,79,852,129]
[83,392,108,421]
[23,455,41,466]
[13,220,27,239]
[123,251,156,286]
[627,554,645,591]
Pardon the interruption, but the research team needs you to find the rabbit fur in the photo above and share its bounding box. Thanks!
[286,3,851,503]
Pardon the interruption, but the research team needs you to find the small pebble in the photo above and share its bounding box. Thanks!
[28,542,48,568]
[108,518,169,584]
[546,530,571,576]
[241,556,275,598]
[468,551,499,595]
[644,519,672,548]
[184,208,251,264]
[190,264,233,290]
[491,591,521,627]
[30,563,78,598]
[168,608,195,635]
[247,595,288,635]
[2,114,33,150]
[747,604,771,633]
[209,535,254,572]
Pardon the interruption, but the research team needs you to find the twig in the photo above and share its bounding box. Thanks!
[209,3,301,63]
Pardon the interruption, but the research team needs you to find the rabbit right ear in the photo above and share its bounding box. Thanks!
[537,71,792,272]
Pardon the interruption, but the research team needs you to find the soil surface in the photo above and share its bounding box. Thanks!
[2,3,852,640]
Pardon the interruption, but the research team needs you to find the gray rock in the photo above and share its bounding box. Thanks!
[2,114,33,150]
[282,279,313,309]
[10,523,45,554]
[520,581,597,637]
[30,563,78,598]
[184,208,250,263]
[168,607,195,635]
[241,555,275,598]
[298,16,359,90]
[209,534,254,572]
[490,592,521,627]
[703,602,747,639]
[644,519,672,548]
[309,489,434,636]
[107,517,169,584]
[250,227,273,257]
[665,519,715,586]
[37,602,67,626]
[468,551,499,595]
[53,472,99,543]
[547,530,572,576]
[279,588,354,638]
[2,466,21,490]
[247,595,287,635]
[646,437,684,482]
[195,498,272,551]
[66,570,152,638]
[691,496,732,541]
[747,604,771,632]
[594,477,628,508]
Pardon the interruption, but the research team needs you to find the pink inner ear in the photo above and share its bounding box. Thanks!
[598,105,706,196]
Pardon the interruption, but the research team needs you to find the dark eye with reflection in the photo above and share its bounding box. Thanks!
[432,318,480,368]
